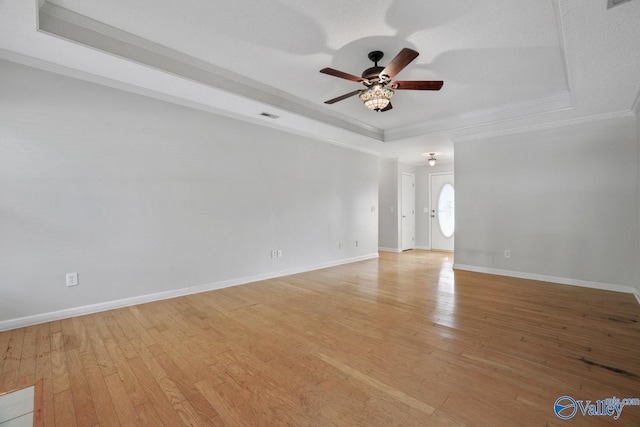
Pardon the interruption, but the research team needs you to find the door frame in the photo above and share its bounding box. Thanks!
[400,172,415,251]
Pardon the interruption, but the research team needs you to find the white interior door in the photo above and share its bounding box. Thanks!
[401,173,415,251]
[430,173,455,251]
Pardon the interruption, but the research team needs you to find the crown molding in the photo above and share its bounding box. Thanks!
[453,110,633,144]
[632,87,640,117]
[553,0,574,105]
[383,91,572,142]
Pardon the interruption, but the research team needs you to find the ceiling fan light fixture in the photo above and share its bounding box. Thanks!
[360,85,394,111]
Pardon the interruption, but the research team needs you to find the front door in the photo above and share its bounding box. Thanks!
[430,173,454,251]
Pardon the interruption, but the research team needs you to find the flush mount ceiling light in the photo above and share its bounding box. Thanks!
[426,153,437,166]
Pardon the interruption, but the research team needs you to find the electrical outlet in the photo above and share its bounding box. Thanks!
[277,249,283,258]
[355,240,359,247]
[66,272,79,287]
[339,242,342,249]
[504,250,511,258]
[271,249,277,259]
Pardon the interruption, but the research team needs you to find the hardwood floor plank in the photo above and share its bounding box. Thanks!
[103,314,138,360]
[0,330,12,375]
[123,308,157,347]
[103,373,142,427]
[64,348,98,427]
[135,401,166,427]
[153,350,219,421]
[174,399,210,427]
[84,321,117,378]
[91,313,114,342]
[34,323,55,427]
[103,338,148,408]
[128,338,186,407]
[17,325,37,386]
[128,357,184,426]
[79,348,121,426]
[317,352,435,416]
[194,379,248,427]
[0,328,24,388]
[54,389,78,427]
[72,317,91,355]
[50,332,71,394]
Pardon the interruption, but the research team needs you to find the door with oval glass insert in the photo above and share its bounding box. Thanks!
[430,173,454,251]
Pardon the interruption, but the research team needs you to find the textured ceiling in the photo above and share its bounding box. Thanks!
[1,0,639,164]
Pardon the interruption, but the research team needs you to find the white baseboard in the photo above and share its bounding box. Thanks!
[415,246,431,250]
[635,289,640,305]
[378,247,402,253]
[453,264,636,295]
[0,253,379,332]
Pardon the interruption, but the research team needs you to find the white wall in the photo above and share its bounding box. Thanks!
[415,163,454,249]
[378,160,417,251]
[0,60,379,327]
[378,160,398,250]
[454,115,639,290]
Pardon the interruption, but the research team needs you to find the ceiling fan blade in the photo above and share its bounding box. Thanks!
[392,80,444,90]
[380,48,419,79]
[381,102,393,112]
[324,90,362,104]
[320,68,366,83]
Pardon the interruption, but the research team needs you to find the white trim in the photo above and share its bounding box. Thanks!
[0,253,379,332]
[378,247,402,253]
[384,92,573,141]
[553,0,574,103]
[415,246,431,250]
[454,110,633,144]
[453,264,636,294]
[634,290,640,305]
[632,88,640,117]
[400,172,416,251]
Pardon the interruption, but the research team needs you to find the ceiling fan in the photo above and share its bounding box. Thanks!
[320,48,444,112]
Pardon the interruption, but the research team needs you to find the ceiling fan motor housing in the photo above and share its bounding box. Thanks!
[362,66,385,82]
[363,51,386,83]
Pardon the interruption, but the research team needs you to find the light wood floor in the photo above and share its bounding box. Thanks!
[1,251,639,426]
